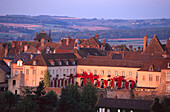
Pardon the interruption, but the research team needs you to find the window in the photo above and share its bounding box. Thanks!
[94,79,97,86]
[101,70,104,75]
[56,69,58,74]
[129,72,132,77]
[17,61,20,66]
[94,70,97,75]
[143,75,145,81]
[33,61,36,65]
[41,71,43,75]
[108,71,111,75]
[20,61,23,66]
[63,69,65,74]
[149,65,154,71]
[101,79,104,88]
[73,69,76,74]
[80,69,83,74]
[13,80,16,85]
[26,69,29,75]
[33,70,36,75]
[52,61,55,66]
[15,70,18,75]
[167,85,170,92]
[59,61,62,65]
[87,70,90,75]
[66,61,69,65]
[168,63,170,68]
[149,74,153,81]
[67,69,69,74]
[70,69,72,74]
[156,76,159,81]
[167,73,170,81]
[17,60,23,66]
[122,71,125,77]
[72,61,75,65]
[115,71,118,76]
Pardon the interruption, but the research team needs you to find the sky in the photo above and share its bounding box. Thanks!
[0,0,170,19]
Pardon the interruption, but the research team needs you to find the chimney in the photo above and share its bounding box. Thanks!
[134,48,136,52]
[129,45,133,51]
[49,29,51,38]
[36,32,38,37]
[95,34,99,40]
[12,41,15,48]
[143,35,148,52]
[24,45,28,52]
[104,39,106,43]
[122,53,125,59]
[66,36,70,45]
[30,53,34,59]
[86,39,89,42]
[5,45,8,57]
[138,46,141,51]
[41,38,45,47]
[19,41,22,46]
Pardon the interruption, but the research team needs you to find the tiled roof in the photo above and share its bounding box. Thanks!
[77,58,144,68]
[42,53,77,66]
[34,30,52,42]
[44,87,61,97]
[96,98,152,110]
[0,60,10,73]
[165,39,170,56]
[143,35,164,55]
[138,58,170,71]
[11,52,39,63]
[59,38,76,50]
[76,48,106,58]
[24,54,47,66]
[0,44,5,60]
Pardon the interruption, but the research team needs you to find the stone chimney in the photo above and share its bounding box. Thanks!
[24,45,28,52]
[129,45,133,51]
[49,29,51,38]
[143,35,148,52]
[95,34,99,40]
[104,39,106,43]
[5,45,8,57]
[134,48,136,52]
[138,46,141,51]
[41,38,45,47]
[30,53,34,59]
[36,32,38,37]
[19,41,22,46]
[66,36,70,45]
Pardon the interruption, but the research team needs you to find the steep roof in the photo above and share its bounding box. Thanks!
[24,54,47,66]
[96,98,152,110]
[165,39,170,56]
[143,35,164,55]
[77,58,144,68]
[138,58,170,71]
[11,52,39,63]
[59,38,76,50]
[34,30,52,42]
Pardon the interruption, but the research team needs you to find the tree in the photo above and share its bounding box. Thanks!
[59,84,81,112]
[0,90,18,112]
[161,97,170,112]
[44,70,50,87]
[150,97,161,112]
[81,81,98,112]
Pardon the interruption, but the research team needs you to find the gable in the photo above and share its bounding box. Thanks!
[143,35,164,55]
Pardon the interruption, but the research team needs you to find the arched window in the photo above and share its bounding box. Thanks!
[107,79,111,88]
[94,79,97,86]
[129,81,132,89]
[114,80,118,89]
[121,80,125,89]
[80,78,83,87]
[101,79,104,88]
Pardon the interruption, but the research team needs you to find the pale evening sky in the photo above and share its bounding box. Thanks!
[0,0,170,19]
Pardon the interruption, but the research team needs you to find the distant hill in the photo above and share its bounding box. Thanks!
[0,15,170,43]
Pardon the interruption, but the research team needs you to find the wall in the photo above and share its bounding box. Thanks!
[0,69,5,83]
[107,89,131,99]
[24,65,47,87]
[137,71,161,88]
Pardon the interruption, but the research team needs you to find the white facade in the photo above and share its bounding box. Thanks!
[48,66,77,88]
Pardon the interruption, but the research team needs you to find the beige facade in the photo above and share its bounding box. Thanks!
[23,65,47,87]
[77,65,139,88]
[137,71,161,88]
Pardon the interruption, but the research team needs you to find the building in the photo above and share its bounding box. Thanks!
[96,98,152,112]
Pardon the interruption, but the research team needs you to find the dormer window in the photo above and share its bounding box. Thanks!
[33,61,37,65]
[149,65,154,71]
[72,60,75,65]
[66,61,69,65]
[59,61,62,65]
[168,63,170,68]
[17,60,23,66]
[51,61,55,66]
